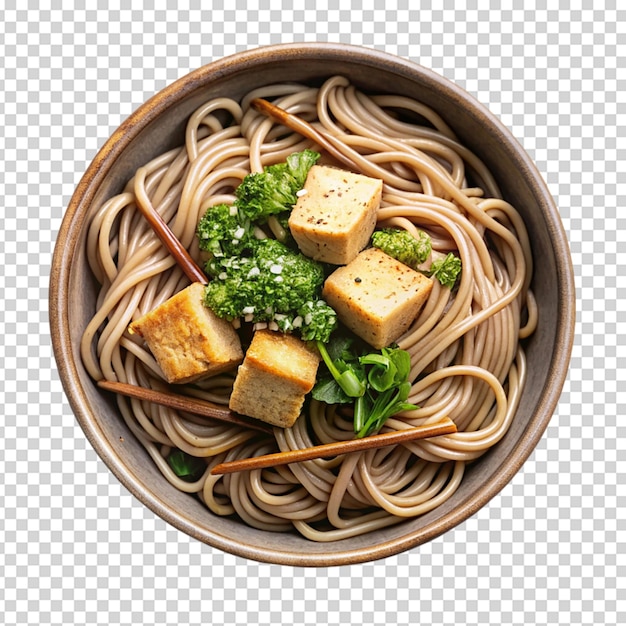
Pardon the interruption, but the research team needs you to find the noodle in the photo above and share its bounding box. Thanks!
[80,77,536,540]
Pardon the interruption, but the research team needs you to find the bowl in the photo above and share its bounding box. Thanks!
[50,42,575,566]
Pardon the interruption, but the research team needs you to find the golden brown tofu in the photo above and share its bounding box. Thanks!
[288,165,382,265]
[229,329,320,428]
[322,247,433,349]
[129,282,243,384]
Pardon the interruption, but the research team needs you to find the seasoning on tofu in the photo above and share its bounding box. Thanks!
[229,329,320,428]
[288,165,383,265]
[129,282,244,384]
[322,247,434,349]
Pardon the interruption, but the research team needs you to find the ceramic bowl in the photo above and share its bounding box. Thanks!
[50,43,575,566]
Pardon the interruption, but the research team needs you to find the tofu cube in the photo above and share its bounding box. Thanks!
[229,329,320,428]
[288,165,382,265]
[322,247,433,349]
[129,282,243,384]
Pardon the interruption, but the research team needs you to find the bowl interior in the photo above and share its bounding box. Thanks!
[50,43,575,566]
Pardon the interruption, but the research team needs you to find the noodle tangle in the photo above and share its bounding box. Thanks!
[81,77,535,541]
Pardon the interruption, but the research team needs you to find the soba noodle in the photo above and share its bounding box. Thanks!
[80,76,535,541]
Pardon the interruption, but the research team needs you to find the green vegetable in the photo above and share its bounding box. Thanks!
[167,449,206,482]
[354,347,417,438]
[360,345,411,392]
[371,227,431,270]
[196,150,336,342]
[235,149,320,221]
[371,227,462,289]
[427,252,462,289]
[313,337,418,438]
[202,238,337,343]
[196,203,255,258]
[297,299,339,343]
[315,338,367,400]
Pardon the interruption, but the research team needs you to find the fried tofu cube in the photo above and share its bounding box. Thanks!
[322,247,433,349]
[129,282,243,384]
[229,329,320,428]
[288,165,382,265]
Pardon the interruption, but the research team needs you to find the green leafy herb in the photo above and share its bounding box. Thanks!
[313,337,418,438]
[315,338,367,400]
[353,380,416,439]
[360,345,411,392]
[167,449,207,482]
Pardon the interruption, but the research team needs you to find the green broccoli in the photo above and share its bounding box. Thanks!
[202,238,337,343]
[235,149,320,221]
[427,252,462,289]
[195,149,338,343]
[196,203,255,258]
[371,227,462,289]
[371,227,431,270]
[297,300,338,343]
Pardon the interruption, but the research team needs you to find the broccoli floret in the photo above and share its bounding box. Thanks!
[196,150,338,343]
[268,300,337,343]
[235,149,320,221]
[297,300,338,344]
[428,252,462,289]
[371,227,462,289]
[196,203,255,258]
[202,238,338,342]
[371,227,432,270]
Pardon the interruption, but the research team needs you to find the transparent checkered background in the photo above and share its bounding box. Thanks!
[1,2,624,625]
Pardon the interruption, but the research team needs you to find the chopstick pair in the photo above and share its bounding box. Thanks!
[100,380,456,472]
[100,376,456,475]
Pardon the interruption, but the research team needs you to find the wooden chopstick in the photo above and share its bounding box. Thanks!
[134,99,361,280]
[133,174,208,285]
[97,379,274,435]
[250,98,362,172]
[210,418,457,475]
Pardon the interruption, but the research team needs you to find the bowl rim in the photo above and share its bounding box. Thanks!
[49,42,576,566]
